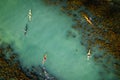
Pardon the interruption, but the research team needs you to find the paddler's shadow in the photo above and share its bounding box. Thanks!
[24,23,28,36]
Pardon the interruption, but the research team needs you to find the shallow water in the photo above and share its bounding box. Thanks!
[0,0,118,80]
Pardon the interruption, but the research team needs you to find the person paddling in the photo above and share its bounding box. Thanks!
[42,54,47,65]
[87,49,91,60]
[28,9,32,22]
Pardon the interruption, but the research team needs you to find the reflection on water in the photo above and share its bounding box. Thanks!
[0,0,120,80]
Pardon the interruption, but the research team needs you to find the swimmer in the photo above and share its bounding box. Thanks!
[24,24,28,35]
[42,54,47,65]
[87,49,91,60]
[28,9,32,22]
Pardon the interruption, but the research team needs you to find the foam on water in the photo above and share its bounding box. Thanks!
[0,0,117,80]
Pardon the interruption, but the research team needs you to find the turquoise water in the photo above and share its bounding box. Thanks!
[0,0,117,80]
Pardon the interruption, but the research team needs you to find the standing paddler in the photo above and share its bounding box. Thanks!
[42,54,47,65]
[87,49,91,60]
[28,9,32,22]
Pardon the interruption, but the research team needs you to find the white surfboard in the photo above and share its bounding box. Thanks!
[87,49,91,60]
[28,9,32,21]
